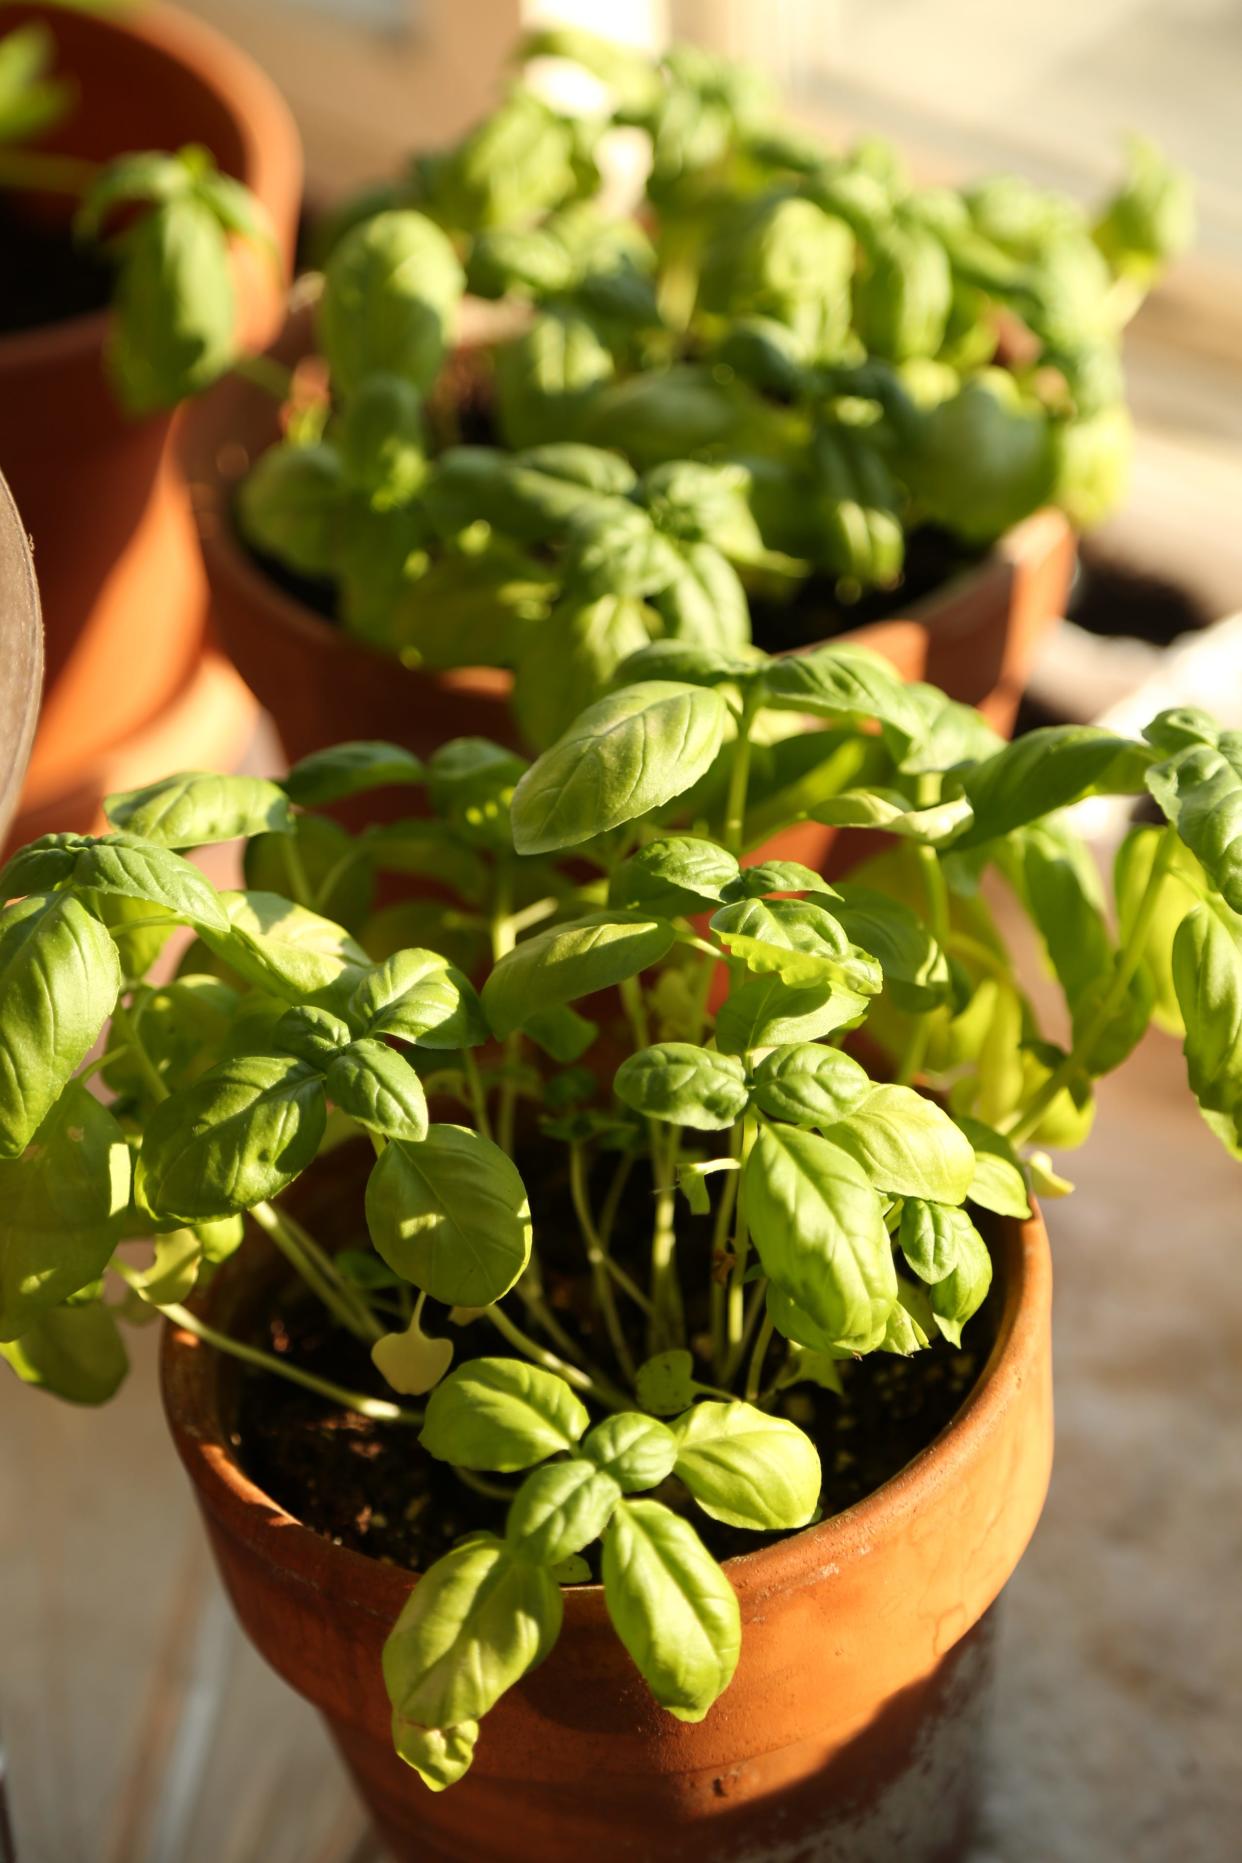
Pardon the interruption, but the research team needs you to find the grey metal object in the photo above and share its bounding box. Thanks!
[0,468,43,843]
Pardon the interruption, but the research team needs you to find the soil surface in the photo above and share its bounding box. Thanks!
[0,199,111,337]
[234,1144,995,1575]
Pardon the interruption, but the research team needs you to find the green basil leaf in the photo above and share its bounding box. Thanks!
[74,836,227,934]
[611,639,760,691]
[765,1279,884,1357]
[652,542,750,653]
[744,1125,896,1347]
[318,209,465,396]
[720,861,838,901]
[391,1715,478,1792]
[879,1276,934,1355]
[761,643,927,757]
[1142,707,1219,756]
[609,836,739,917]
[106,197,236,414]
[366,1125,531,1306]
[361,820,490,905]
[1000,819,1113,1028]
[954,1117,1031,1218]
[494,308,615,450]
[826,1084,976,1203]
[351,948,489,1050]
[828,883,951,1010]
[326,1039,429,1141]
[926,1219,993,1345]
[564,504,684,603]
[601,1500,740,1722]
[424,445,624,547]
[0,894,121,1158]
[523,1004,598,1064]
[0,1301,128,1406]
[105,773,295,848]
[335,372,426,507]
[633,1348,698,1417]
[671,1400,820,1531]
[1146,736,1242,914]
[0,1085,131,1341]
[271,1004,352,1069]
[583,1412,679,1492]
[420,1356,589,1470]
[749,1042,871,1128]
[382,1534,562,1729]
[371,1310,453,1397]
[201,892,371,1011]
[237,441,346,578]
[1114,826,1204,1036]
[282,742,426,807]
[1172,901,1242,1155]
[482,913,675,1040]
[715,974,867,1055]
[614,1043,749,1131]
[510,681,729,856]
[505,1458,622,1565]
[125,1229,203,1310]
[512,592,653,752]
[711,897,882,994]
[0,832,93,899]
[897,1197,979,1284]
[957,726,1154,849]
[135,1054,326,1223]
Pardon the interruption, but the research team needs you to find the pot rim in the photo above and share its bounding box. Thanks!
[0,0,300,374]
[180,292,1074,690]
[161,1204,1050,1629]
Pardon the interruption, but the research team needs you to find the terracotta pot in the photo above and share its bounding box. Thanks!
[162,1204,1052,1862]
[0,468,43,841]
[183,300,1073,775]
[0,1,302,852]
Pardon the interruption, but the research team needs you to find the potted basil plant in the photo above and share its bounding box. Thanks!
[184,29,1191,773]
[2,640,1237,1857]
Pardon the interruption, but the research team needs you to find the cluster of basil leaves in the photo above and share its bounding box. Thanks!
[1,639,1239,1786]
[236,25,1192,708]
[0,21,276,412]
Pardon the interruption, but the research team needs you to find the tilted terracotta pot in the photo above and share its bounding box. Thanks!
[0,468,42,841]
[182,301,1074,774]
[162,1205,1052,1863]
[0,1,302,853]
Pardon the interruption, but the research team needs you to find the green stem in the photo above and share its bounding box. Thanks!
[724,1275,767,1387]
[744,1314,775,1404]
[0,148,98,197]
[110,995,168,1102]
[723,1115,757,1373]
[490,865,524,1158]
[158,1299,421,1425]
[281,833,314,909]
[1003,826,1178,1147]
[709,1127,743,1379]
[485,1303,628,1410]
[250,1200,382,1344]
[647,1125,685,1354]
[722,693,759,858]
[462,1049,493,1142]
[454,1467,517,1503]
[570,1143,636,1382]
[233,351,295,402]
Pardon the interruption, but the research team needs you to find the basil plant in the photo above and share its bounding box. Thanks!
[3,650,1238,1789]
[0,21,277,411]
[237,29,1191,697]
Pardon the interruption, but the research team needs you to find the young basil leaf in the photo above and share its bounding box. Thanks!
[0,1084,131,1342]
[494,307,615,450]
[325,1039,429,1142]
[506,1458,622,1565]
[200,892,371,1012]
[926,1219,993,1345]
[879,1277,934,1355]
[1114,826,1204,1036]
[105,773,295,848]
[828,883,951,1010]
[633,1349,698,1417]
[510,681,729,856]
[614,1044,749,1131]
[1142,707,1219,756]
[391,1715,478,1792]
[0,893,122,1158]
[482,914,675,1040]
[382,1534,562,1730]
[351,948,489,1050]
[420,1356,590,1471]
[366,1125,531,1306]
[601,1499,741,1723]
[897,1198,979,1284]
[318,209,465,396]
[609,836,740,917]
[720,861,838,901]
[671,1400,821,1531]
[371,1309,453,1397]
[766,1279,885,1358]
[715,974,868,1055]
[72,837,228,934]
[105,197,236,414]
[956,727,1154,848]
[744,1125,896,1347]
[335,372,427,507]
[125,1229,203,1311]
[135,1054,327,1223]
[271,1004,352,1069]
[282,742,426,807]
[0,1301,128,1406]
[583,1412,679,1492]
[1172,901,1242,1155]
[749,1043,871,1128]
[954,1116,1031,1218]
[761,643,927,758]
[826,1084,977,1203]
[1146,736,1242,914]
[711,898,882,995]
[0,832,93,901]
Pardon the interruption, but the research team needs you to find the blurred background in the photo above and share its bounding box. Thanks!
[2,4,1239,1861]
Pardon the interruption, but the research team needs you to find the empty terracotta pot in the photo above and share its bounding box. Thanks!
[182,299,1073,774]
[162,1204,1052,1862]
[0,1,302,852]
[0,468,42,841]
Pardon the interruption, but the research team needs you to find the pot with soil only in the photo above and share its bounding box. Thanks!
[164,1189,1051,1863]
[0,1,301,849]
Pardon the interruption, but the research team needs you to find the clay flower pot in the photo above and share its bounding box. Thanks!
[182,300,1073,773]
[162,1205,1052,1863]
[0,468,43,842]
[0,1,302,852]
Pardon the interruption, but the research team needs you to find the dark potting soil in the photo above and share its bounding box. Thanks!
[233,1145,995,1577]
[0,198,112,337]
